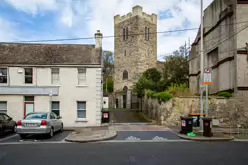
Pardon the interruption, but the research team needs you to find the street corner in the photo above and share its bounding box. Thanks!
[176,132,235,142]
[65,129,118,143]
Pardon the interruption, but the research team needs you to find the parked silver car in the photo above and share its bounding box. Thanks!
[16,112,63,139]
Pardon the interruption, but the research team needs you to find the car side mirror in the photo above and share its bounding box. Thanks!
[8,117,12,121]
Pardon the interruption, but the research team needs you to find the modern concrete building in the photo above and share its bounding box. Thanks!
[189,0,248,95]
[0,30,104,127]
[113,6,158,109]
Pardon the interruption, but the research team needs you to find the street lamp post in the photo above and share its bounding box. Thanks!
[200,0,204,131]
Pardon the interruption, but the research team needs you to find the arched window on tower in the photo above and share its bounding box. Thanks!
[123,70,128,80]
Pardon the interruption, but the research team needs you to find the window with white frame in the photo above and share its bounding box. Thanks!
[77,101,86,119]
[51,101,60,116]
[0,101,7,114]
[24,68,33,84]
[51,68,59,84]
[77,68,86,85]
[0,68,7,84]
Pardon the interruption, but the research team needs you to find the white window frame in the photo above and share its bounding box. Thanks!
[51,68,60,85]
[77,68,87,85]
[0,68,8,84]
[51,101,60,116]
[77,101,86,119]
[0,101,7,114]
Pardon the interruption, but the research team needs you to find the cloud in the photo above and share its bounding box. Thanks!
[3,0,57,15]
[1,0,214,59]
[87,0,213,57]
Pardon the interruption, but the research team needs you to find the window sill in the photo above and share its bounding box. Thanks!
[50,85,61,87]
[75,119,88,122]
[76,84,88,87]
[0,84,8,86]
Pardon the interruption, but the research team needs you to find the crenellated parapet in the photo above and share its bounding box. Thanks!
[114,5,157,25]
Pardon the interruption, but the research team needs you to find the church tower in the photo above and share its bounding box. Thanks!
[114,6,157,108]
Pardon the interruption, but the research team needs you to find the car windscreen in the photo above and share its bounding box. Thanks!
[25,113,48,120]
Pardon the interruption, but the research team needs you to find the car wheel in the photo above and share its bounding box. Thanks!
[12,124,17,133]
[60,124,63,132]
[48,128,54,138]
[20,134,27,139]
[0,125,3,137]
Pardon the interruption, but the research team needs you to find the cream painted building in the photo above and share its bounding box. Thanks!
[0,30,104,127]
[189,0,248,95]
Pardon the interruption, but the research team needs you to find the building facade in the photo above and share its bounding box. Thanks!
[113,6,158,108]
[189,0,248,95]
[0,30,104,127]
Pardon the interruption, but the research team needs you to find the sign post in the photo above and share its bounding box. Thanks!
[203,67,212,117]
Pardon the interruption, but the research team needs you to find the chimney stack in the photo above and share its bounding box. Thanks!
[95,30,103,48]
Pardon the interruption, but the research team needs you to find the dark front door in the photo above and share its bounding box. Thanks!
[123,95,127,108]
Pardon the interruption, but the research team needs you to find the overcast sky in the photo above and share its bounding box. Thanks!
[0,0,213,59]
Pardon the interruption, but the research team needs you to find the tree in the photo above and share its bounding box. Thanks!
[133,76,154,98]
[103,78,113,93]
[102,51,114,93]
[143,68,161,83]
[162,45,189,87]
[102,51,114,82]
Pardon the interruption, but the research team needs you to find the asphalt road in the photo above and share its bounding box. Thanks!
[0,131,71,143]
[1,142,248,165]
[114,131,183,141]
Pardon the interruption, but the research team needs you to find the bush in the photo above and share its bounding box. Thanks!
[218,92,232,98]
[155,92,173,102]
[146,90,156,98]
[167,83,192,96]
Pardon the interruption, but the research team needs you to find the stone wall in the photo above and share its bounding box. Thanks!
[142,96,235,127]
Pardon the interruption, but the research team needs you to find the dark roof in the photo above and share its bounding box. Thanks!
[0,43,101,65]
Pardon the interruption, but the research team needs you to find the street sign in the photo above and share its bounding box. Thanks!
[203,67,212,85]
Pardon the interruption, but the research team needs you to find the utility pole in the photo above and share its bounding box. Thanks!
[200,0,204,131]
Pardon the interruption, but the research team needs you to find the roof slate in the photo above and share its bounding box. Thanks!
[0,43,101,65]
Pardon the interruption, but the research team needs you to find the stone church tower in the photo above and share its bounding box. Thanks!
[113,5,157,109]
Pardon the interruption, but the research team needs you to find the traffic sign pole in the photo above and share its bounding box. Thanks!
[203,67,212,117]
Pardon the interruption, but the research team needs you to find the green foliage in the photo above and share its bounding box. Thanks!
[103,78,113,93]
[218,91,233,98]
[167,83,192,96]
[162,46,189,87]
[146,90,173,102]
[146,90,156,98]
[155,92,173,102]
[143,68,162,82]
[133,76,154,98]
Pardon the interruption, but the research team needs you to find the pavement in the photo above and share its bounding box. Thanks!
[110,109,150,123]
[1,142,248,165]
[65,126,117,143]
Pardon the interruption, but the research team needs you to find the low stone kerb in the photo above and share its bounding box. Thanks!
[65,129,117,143]
[176,133,234,141]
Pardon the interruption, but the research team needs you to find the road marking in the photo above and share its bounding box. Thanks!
[61,132,72,142]
[0,140,72,145]
[125,136,140,141]
[152,136,168,141]
[0,134,18,142]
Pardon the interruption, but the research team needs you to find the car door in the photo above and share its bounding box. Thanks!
[51,112,60,131]
[49,113,58,131]
[3,114,14,132]
[0,114,8,133]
